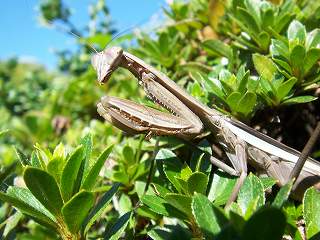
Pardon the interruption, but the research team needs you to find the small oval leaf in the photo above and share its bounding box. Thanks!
[23,167,63,217]
[62,190,94,234]
[192,193,227,238]
[82,145,113,190]
[60,146,85,202]
[272,180,293,208]
[187,172,208,195]
[238,173,265,216]
[303,187,320,239]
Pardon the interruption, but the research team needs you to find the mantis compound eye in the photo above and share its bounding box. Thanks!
[91,46,123,84]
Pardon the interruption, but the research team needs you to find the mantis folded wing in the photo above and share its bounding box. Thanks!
[92,46,320,201]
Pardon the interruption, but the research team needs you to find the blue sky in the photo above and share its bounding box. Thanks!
[0,0,166,69]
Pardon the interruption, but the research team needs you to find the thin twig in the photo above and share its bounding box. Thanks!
[144,137,160,194]
[289,121,320,183]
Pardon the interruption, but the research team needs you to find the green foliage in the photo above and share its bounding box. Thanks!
[229,0,296,53]
[0,134,122,239]
[139,148,310,239]
[193,66,258,119]
[270,20,320,84]
[0,59,53,116]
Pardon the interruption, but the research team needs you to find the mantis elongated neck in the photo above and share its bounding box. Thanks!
[120,51,223,123]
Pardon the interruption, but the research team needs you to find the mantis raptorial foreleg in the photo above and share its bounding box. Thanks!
[97,71,243,177]
[92,46,320,202]
[98,72,204,139]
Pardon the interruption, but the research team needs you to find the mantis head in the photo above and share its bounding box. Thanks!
[91,46,123,84]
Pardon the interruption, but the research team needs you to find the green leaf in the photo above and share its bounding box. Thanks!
[237,7,260,34]
[141,195,170,216]
[257,31,270,51]
[306,29,320,49]
[270,39,289,59]
[237,91,257,115]
[83,182,120,234]
[0,129,9,137]
[282,96,317,105]
[3,211,23,238]
[23,167,63,217]
[82,145,113,190]
[187,172,208,195]
[118,194,132,216]
[242,207,286,240]
[275,1,295,32]
[175,178,188,195]
[192,193,227,238]
[276,77,297,101]
[1,187,56,229]
[151,183,170,198]
[104,211,132,240]
[159,32,169,54]
[304,48,320,74]
[202,39,233,59]
[205,73,226,99]
[287,20,306,43]
[135,181,152,199]
[80,133,93,180]
[137,205,160,220]
[112,171,129,185]
[272,180,293,208]
[191,139,212,173]
[237,69,250,94]
[290,44,306,70]
[303,187,320,239]
[261,5,274,29]
[15,148,30,166]
[62,190,94,234]
[244,0,261,27]
[180,163,192,181]
[157,149,183,193]
[165,193,193,217]
[148,225,191,240]
[180,62,212,75]
[0,162,16,184]
[238,173,265,216]
[47,143,66,182]
[226,92,242,112]
[141,194,187,219]
[30,152,41,168]
[122,145,135,165]
[208,170,237,206]
[259,177,276,190]
[252,54,277,80]
[60,146,85,202]
[34,144,50,168]
[273,58,293,75]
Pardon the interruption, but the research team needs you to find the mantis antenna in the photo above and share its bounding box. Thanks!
[43,20,99,53]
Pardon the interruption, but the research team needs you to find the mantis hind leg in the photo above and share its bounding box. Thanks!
[248,146,320,200]
[248,147,287,185]
[219,124,248,208]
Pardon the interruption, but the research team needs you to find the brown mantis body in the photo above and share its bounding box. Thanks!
[92,46,320,202]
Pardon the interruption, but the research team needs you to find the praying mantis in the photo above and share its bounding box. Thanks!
[92,46,320,204]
